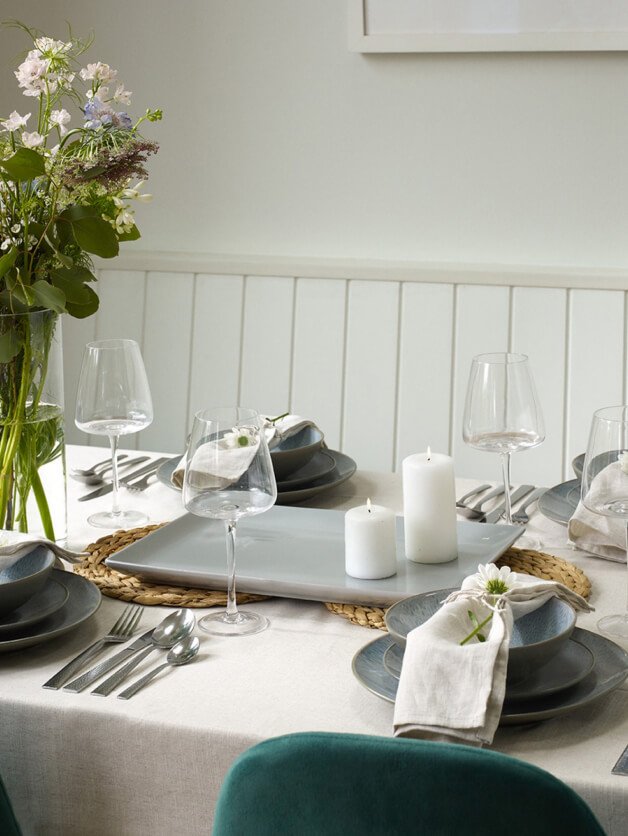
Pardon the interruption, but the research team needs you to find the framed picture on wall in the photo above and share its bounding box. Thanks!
[348,0,628,53]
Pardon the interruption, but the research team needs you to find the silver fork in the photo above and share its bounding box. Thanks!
[125,470,157,493]
[42,604,143,690]
[511,487,546,525]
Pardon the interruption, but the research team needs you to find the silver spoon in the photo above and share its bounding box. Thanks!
[70,454,128,480]
[91,608,196,696]
[71,455,150,485]
[117,636,200,700]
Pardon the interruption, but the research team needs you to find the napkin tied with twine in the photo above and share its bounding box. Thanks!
[393,571,592,747]
[568,461,627,563]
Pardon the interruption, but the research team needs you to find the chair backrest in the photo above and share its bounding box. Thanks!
[0,775,21,836]
[212,732,605,836]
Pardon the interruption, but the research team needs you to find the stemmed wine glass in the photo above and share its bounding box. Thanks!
[75,339,153,528]
[582,406,628,638]
[183,407,277,636]
[462,353,545,524]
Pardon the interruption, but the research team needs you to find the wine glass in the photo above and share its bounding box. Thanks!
[75,339,153,528]
[183,407,277,636]
[582,405,628,638]
[462,353,545,524]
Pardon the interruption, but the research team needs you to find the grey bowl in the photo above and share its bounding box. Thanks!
[385,587,576,683]
[270,426,324,480]
[0,546,55,617]
[572,449,621,480]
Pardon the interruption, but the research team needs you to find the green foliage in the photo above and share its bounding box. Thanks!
[0,148,46,181]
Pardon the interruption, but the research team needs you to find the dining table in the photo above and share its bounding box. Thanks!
[1,444,627,836]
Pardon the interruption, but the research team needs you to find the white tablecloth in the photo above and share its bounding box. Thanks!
[0,445,627,836]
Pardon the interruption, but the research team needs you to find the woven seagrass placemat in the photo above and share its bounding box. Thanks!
[75,527,590,627]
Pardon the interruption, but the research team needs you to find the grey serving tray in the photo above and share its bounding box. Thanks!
[106,507,522,606]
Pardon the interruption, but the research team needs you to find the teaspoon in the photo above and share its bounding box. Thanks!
[117,636,200,700]
[91,608,196,696]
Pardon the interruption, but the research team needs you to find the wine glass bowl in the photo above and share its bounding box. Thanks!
[183,407,277,636]
[463,353,545,523]
[581,406,628,638]
[75,339,153,528]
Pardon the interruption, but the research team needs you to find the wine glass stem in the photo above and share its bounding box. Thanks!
[625,521,628,618]
[109,435,121,517]
[225,520,238,619]
[500,451,512,524]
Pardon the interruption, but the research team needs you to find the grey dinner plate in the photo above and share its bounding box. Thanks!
[0,570,101,653]
[381,636,595,701]
[156,450,358,505]
[276,450,336,490]
[0,577,69,636]
[537,479,581,526]
[351,627,628,725]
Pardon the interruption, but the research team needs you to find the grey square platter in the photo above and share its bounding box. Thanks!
[106,506,523,606]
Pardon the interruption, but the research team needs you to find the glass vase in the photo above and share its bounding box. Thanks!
[0,310,66,541]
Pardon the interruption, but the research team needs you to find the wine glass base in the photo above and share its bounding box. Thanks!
[199,610,269,637]
[597,614,628,640]
[87,509,149,529]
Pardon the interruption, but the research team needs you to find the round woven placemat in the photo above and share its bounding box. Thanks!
[75,525,267,608]
[76,529,591,627]
[325,547,591,631]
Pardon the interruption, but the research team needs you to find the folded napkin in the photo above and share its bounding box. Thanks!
[0,535,86,571]
[568,461,627,563]
[393,567,592,747]
[174,428,261,490]
[171,414,321,488]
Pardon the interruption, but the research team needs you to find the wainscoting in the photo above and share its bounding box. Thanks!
[63,255,628,486]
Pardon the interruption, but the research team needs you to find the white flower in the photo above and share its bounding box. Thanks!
[467,563,520,597]
[1,111,30,132]
[49,108,71,135]
[122,181,153,203]
[114,207,135,233]
[48,144,60,157]
[10,224,21,234]
[15,54,50,97]
[222,427,258,449]
[0,239,11,251]
[112,84,132,105]
[21,131,45,148]
[79,62,117,84]
[34,37,71,56]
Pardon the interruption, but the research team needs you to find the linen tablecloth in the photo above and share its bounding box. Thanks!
[0,445,626,836]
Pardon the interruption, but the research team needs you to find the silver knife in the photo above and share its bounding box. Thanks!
[63,629,155,692]
[78,458,169,502]
[483,485,535,524]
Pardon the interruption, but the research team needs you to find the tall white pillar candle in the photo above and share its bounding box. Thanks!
[345,499,398,580]
[402,449,458,564]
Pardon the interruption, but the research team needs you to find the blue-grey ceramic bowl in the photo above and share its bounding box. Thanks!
[270,426,324,479]
[385,588,576,683]
[0,546,55,617]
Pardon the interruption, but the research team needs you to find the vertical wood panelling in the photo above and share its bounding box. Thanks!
[343,280,400,471]
[291,278,346,450]
[188,274,244,421]
[139,272,195,452]
[62,310,97,446]
[511,287,567,485]
[239,276,295,414]
[566,289,625,465]
[451,285,510,479]
[396,283,454,469]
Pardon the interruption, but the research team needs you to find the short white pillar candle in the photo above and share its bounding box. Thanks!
[402,448,458,564]
[345,499,398,580]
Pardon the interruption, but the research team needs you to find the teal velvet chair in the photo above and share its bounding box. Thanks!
[212,732,605,836]
[0,774,21,836]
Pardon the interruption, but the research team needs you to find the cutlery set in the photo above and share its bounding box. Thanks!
[43,606,199,698]
[74,457,170,502]
[456,483,546,524]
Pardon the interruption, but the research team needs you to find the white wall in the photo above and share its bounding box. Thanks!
[2,0,628,269]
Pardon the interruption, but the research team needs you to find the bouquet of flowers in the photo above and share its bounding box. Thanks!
[0,22,161,538]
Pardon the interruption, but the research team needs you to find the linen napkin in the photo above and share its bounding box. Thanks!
[568,461,627,563]
[393,569,592,747]
[171,414,321,488]
[174,430,261,490]
[0,535,85,571]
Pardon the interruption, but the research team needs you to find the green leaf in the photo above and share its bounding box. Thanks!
[50,271,93,305]
[0,329,21,363]
[65,284,99,318]
[11,283,35,307]
[0,147,46,181]
[30,280,67,313]
[117,224,141,242]
[51,265,97,285]
[0,248,17,279]
[70,216,119,258]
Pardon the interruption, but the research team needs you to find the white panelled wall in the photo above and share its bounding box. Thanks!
[63,267,628,487]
